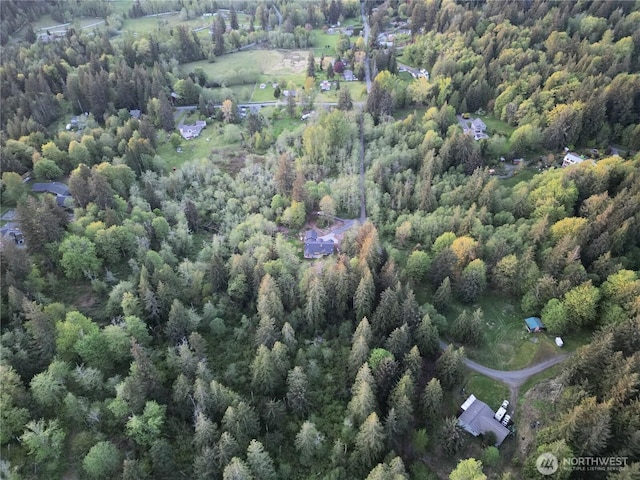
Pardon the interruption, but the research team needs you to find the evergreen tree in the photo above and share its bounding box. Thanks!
[436,346,465,389]
[295,421,324,465]
[348,363,377,426]
[441,416,464,456]
[422,378,443,425]
[433,276,452,312]
[307,51,316,78]
[354,412,385,470]
[286,366,310,416]
[416,314,440,358]
[230,5,239,30]
[305,275,327,333]
[246,440,276,480]
[223,457,253,480]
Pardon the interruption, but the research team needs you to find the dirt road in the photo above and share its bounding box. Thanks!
[439,340,571,408]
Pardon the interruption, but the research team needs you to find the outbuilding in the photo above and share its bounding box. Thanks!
[555,337,564,347]
[525,317,545,332]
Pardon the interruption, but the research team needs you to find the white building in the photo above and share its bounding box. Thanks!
[562,153,584,167]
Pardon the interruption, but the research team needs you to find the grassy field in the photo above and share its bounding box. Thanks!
[313,30,340,57]
[477,114,516,138]
[122,13,206,35]
[463,373,510,411]
[184,50,309,80]
[500,168,537,188]
[445,293,562,370]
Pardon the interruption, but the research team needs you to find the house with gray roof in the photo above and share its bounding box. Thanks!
[458,395,511,446]
[32,182,73,209]
[179,120,207,140]
[0,222,25,247]
[303,230,335,259]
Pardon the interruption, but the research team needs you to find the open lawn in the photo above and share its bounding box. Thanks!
[156,127,224,171]
[444,293,562,370]
[477,114,516,138]
[463,374,510,411]
[121,13,212,35]
[500,168,537,188]
[313,30,340,56]
[184,50,310,82]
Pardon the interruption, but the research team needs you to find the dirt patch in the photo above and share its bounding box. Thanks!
[517,379,564,459]
[264,50,309,75]
[76,290,96,309]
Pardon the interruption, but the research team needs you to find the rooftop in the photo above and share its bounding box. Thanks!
[525,317,545,331]
[458,396,511,446]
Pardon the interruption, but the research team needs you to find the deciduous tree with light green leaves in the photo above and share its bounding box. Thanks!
[126,400,166,447]
[59,235,102,280]
[449,458,486,480]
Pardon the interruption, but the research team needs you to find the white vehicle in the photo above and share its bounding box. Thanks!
[501,400,509,409]
[501,414,511,426]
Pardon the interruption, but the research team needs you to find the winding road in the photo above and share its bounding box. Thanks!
[439,340,571,408]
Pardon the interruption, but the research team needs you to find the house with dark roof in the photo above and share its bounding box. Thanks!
[303,230,335,259]
[525,317,545,332]
[32,182,73,209]
[0,222,25,248]
[458,395,511,446]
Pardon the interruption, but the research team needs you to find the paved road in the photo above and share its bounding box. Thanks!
[360,3,372,94]
[439,340,569,388]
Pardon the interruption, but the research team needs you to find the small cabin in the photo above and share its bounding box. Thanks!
[525,317,545,332]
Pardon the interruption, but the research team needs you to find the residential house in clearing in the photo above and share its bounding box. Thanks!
[343,70,356,81]
[465,118,488,140]
[129,109,142,119]
[458,395,511,446]
[562,152,584,167]
[0,222,25,248]
[303,230,335,259]
[32,182,73,209]
[179,121,206,140]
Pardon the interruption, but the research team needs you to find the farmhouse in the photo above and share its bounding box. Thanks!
[179,121,206,140]
[525,317,545,332]
[303,230,335,259]
[458,395,511,446]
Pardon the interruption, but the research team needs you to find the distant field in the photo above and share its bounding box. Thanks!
[313,30,340,56]
[184,50,311,78]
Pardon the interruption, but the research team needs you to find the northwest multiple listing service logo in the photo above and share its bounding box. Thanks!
[536,453,628,476]
[536,453,559,475]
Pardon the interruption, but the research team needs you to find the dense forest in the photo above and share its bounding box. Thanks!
[1,0,639,479]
